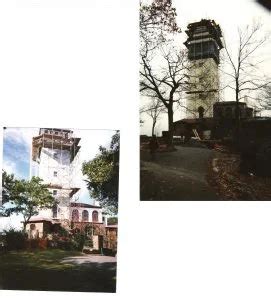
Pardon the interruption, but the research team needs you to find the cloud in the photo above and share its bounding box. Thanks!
[0,214,23,232]
[2,127,38,179]
[3,160,17,175]
[2,157,26,179]
[3,127,38,146]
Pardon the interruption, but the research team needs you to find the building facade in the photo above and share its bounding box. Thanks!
[27,128,104,237]
[31,128,81,224]
[184,19,223,118]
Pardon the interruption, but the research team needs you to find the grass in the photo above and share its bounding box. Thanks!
[0,249,116,293]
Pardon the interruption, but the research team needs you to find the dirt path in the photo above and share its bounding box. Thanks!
[140,146,219,200]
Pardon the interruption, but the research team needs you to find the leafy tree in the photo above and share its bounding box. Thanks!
[107,217,118,225]
[2,170,16,205]
[140,0,181,46]
[3,175,55,230]
[82,132,119,214]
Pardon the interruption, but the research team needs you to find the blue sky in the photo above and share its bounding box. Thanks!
[3,129,31,179]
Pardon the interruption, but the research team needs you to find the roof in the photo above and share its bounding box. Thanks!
[70,202,102,209]
[214,101,246,106]
[242,117,271,123]
[174,118,214,125]
[40,128,72,133]
[25,217,60,224]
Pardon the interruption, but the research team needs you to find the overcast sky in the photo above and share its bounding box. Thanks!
[141,0,271,136]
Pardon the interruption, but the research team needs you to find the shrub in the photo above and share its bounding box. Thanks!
[72,233,85,251]
[84,238,93,248]
[56,226,69,237]
[4,228,27,251]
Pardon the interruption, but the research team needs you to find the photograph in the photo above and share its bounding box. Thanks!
[0,127,119,293]
[140,0,271,201]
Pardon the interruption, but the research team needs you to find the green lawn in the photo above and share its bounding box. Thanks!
[0,249,116,293]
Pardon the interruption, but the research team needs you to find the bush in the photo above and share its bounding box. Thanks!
[47,233,86,251]
[56,226,69,237]
[4,228,27,251]
[84,238,93,248]
[72,233,85,251]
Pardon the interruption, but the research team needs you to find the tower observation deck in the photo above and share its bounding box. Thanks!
[184,19,223,64]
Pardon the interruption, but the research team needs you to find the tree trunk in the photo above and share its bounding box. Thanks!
[235,81,240,140]
[152,119,156,136]
[167,105,174,146]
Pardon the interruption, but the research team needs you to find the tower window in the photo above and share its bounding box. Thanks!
[53,171,58,177]
[198,106,205,118]
[52,205,57,218]
[199,93,207,100]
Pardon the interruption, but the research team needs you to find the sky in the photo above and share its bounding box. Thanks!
[141,0,271,136]
[0,127,115,231]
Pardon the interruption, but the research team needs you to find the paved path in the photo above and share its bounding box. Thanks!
[141,145,219,200]
[61,254,116,265]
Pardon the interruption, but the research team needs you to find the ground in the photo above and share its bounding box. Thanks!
[209,152,271,200]
[0,249,116,292]
[141,143,271,201]
[141,145,219,200]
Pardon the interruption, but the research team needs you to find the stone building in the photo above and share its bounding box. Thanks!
[184,19,223,118]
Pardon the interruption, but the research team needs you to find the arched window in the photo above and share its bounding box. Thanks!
[82,210,89,222]
[72,209,79,222]
[92,210,99,223]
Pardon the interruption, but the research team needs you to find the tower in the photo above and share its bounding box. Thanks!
[184,19,223,118]
[32,128,81,224]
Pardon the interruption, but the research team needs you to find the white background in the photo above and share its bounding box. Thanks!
[1,1,271,300]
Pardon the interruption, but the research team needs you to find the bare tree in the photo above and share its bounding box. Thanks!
[140,0,184,145]
[222,21,270,129]
[254,84,271,112]
[141,97,166,135]
[140,44,189,145]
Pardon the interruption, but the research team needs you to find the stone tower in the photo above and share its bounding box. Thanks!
[184,19,223,118]
[32,128,81,223]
